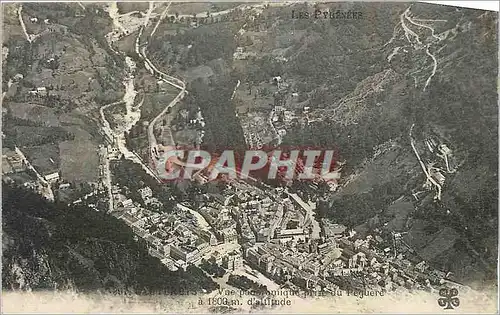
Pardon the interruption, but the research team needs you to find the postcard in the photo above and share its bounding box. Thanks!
[1,1,498,313]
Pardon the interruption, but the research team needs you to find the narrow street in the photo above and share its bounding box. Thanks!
[287,192,321,239]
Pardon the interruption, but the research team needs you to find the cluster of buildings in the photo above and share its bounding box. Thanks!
[209,181,323,246]
[109,182,244,272]
[28,86,48,97]
[240,224,450,293]
[4,140,454,298]
[190,109,206,147]
[237,73,313,151]
[2,148,50,194]
[95,121,454,297]
[116,193,212,270]
[137,186,162,208]
[155,180,451,294]
[198,203,239,243]
[2,149,26,174]
[233,46,257,60]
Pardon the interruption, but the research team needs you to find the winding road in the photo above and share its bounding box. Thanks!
[409,124,442,201]
[99,3,166,191]
[129,2,187,162]
[101,1,278,184]
[398,5,439,91]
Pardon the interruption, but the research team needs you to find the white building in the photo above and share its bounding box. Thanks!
[139,186,153,200]
[44,172,59,182]
[122,199,133,208]
[59,183,71,190]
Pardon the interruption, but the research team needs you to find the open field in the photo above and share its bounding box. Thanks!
[59,140,99,184]
[173,128,197,147]
[7,102,60,127]
[3,171,36,183]
[3,125,73,148]
[169,2,242,15]
[23,144,60,175]
[169,3,212,15]
[114,30,139,56]
[116,2,150,14]
[140,86,178,121]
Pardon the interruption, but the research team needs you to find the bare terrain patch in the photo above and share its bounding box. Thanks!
[59,140,99,184]
[8,102,60,127]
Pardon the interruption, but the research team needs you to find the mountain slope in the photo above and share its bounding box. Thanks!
[279,3,498,288]
[2,183,218,294]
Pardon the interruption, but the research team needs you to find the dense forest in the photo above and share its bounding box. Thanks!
[186,75,247,153]
[149,20,241,70]
[147,17,247,153]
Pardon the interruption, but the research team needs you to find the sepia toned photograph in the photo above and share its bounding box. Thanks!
[1,0,498,313]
